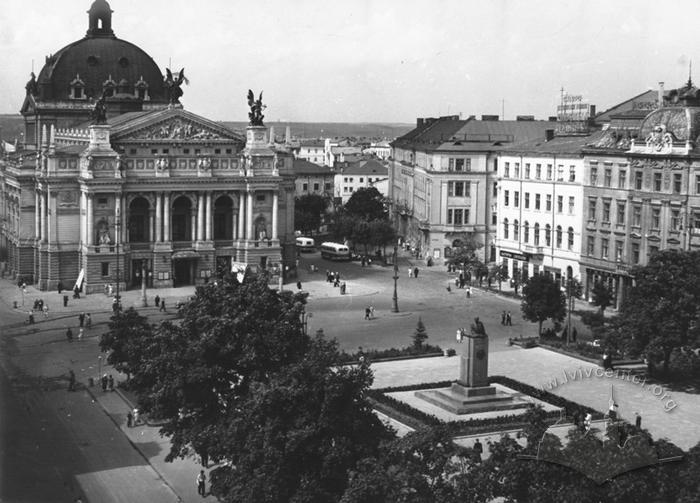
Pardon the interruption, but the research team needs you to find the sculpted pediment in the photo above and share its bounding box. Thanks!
[117,117,229,141]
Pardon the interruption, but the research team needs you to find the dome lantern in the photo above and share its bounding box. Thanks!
[87,0,115,38]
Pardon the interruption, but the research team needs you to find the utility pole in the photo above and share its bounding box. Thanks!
[392,245,399,313]
[141,259,148,307]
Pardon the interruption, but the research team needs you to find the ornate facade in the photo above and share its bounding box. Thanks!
[0,1,296,292]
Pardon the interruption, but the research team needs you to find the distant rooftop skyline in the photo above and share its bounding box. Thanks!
[1,0,698,123]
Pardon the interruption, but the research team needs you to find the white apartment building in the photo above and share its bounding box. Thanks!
[335,159,389,204]
[296,141,326,165]
[496,133,593,285]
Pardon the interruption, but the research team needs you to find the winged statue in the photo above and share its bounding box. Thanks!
[165,68,189,104]
[247,89,266,126]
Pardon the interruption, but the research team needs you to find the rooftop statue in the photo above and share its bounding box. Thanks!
[165,68,188,104]
[91,94,108,125]
[25,72,39,96]
[247,89,266,126]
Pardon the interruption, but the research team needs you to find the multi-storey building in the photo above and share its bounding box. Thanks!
[0,0,296,292]
[581,80,700,307]
[334,159,388,204]
[497,131,595,285]
[293,159,334,198]
[389,115,551,264]
[296,141,325,165]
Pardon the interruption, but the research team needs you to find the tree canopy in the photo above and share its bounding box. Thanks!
[343,187,387,222]
[295,194,329,235]
[521,273,566,335]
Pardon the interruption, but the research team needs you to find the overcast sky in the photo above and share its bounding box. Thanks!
[0,0,698,123]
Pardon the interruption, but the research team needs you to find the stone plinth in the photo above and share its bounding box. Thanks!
[459,333,489,387]
[415,383,529,415]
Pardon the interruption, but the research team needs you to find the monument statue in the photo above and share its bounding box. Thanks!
[25,72,39,96]
[470,317,486,337]
[164,68,188,104]
[247,89,266,126]
[92,94,108,125]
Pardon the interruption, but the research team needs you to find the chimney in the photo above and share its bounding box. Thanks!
[545,129,555,141]
[658,82,665,108]
[285,126,291,145]
[481,115,499,121]
[548,116,558,122]
[516,115,534,121]
[417,118,425,127]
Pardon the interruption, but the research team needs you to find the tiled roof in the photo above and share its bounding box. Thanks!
[293,159,332,175]
[392,117,468,151]
[341,159,388,175]
[501,130,606,155]
[300,140,325,148]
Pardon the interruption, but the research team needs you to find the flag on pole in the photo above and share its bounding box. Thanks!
[2,140,16,153]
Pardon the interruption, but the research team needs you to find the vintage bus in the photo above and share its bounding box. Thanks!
[295,237,316,252]
[320,242,351,260]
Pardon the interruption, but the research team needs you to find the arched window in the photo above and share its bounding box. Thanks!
[503,218,509,239]
[545,224,551,246]
[524,221,530,243]
[556,225,563,248]
[513,219,519,241]
[568,226,574,250]
[534,223,540,246]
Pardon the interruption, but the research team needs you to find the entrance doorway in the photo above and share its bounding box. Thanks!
[173,258,195,287]
[131,259,153,288]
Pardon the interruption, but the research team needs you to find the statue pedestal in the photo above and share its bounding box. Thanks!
[458,334,489,387]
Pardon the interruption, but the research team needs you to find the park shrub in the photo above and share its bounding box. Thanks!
[579,311,606,328]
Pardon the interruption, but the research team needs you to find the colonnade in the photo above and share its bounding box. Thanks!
[69,188,280,246]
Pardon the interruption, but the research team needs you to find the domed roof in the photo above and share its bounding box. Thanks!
[35,1,165,103]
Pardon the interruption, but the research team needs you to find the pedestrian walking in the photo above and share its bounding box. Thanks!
[66,327,73,343]
[584,412,593,432]
[108,374,115,391]
[196,470,207,497]
[78,312,85,327]
[635,412,642,429]
[473,438,483,463]
[85,313,92,328]
[408,267,413,278]
[73,286,80,299]
[414,267,419,278]
[101,374,108,392]
[43,304,49,318]
[133,408,140,425]
[68,370,76,391]
[155,295,161,307]
[160,299,166,312]
[370,306,375,319]
[126,411,134,428]
[78,328,84,340]
[63,294,69,307]
[506,311,512,326]
[466,287,471,298]
[57,281,63,294]
[364,307,371,320]
[297,281,302,291]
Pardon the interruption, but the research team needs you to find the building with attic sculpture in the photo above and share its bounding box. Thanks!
[0,0,296,293]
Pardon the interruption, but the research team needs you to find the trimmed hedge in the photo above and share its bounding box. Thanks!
[368,376,604,435]
[339,344,443,364]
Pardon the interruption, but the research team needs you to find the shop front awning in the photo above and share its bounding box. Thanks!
[172,250,200,260]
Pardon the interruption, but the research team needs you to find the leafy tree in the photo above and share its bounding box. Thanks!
[344,187,387,222]
[412,317,428,349]
[294,194,328,235]
[368,219,397,260]
[591,280,614,316]
[210,336,391,503]
[617,250,700,371]
[99,307,153,379]
[521,273,566,335]
[124,271,311,466]
[488,263,509,291]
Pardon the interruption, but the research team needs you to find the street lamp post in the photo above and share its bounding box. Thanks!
[97,354,102,384]
[115,218,121,311]
[392,245,399,313]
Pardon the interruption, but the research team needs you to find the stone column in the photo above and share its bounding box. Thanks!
[80,192,87,244]
[238,192,246,239]
[246,191,254,240]
[115,194,122,243]
[39,192,47,242]
[205,192,212,241]
[191,207,197,242]
[163,193,171,241]
[86,194,93,246]
[155,193,162,242]
[35,192,40,239]
[197,192,204,241]
[232,195,238,240]
[149,208,154,243]
[272,190,279,240]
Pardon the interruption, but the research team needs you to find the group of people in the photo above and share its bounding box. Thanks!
[126,408,141,428]
[500,311,513,326]
[155,295,167,312]
[65,312,92,342]
[101,373,115,392]
[407,267,420,278]
[326,270,342,287]
[364,306,375,320]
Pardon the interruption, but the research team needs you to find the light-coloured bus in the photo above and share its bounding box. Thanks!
[296,237,316,252]
[320,242,351,260]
